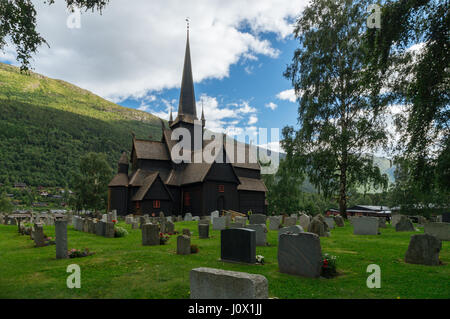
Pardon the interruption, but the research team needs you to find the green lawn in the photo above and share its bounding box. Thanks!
[0,221,448,299]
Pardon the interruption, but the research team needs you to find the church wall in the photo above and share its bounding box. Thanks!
[139,199,173,216]
[239,190,265,215]
[182,183,203,216]
[109,186,128,216]
[202,181,238,215]
[167,186,181,215]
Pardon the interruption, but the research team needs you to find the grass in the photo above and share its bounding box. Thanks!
[0,221,448,299]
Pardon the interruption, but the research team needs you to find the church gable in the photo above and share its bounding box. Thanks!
[132,173,172,202]
[205,162,240,184]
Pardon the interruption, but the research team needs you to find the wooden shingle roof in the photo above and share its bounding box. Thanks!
[133,139,170,161]
[237,177,267,192]
[108,173,129,187]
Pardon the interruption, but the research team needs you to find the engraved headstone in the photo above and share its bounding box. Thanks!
[55,220,68,259]
[221,228,256,264]
[177,235,191,255]
[142,224,160,245]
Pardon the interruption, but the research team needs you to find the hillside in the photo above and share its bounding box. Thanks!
[0,62,163,186]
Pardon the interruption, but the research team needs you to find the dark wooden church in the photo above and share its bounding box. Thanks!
[108,29,267,217]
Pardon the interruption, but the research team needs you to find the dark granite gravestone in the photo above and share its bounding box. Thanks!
[198,224,209,239]
[442,212,450,223]
[95,221,106,236]
[405,234,441,266]
[221,228,256,264]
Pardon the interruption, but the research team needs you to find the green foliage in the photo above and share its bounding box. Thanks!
[0,0,109,71]
[0,62,163,187]
[71,152,112,212]
[114,226,128,238]
[283,0,390,217]
[366,0,449,209]
[0,192,13,213]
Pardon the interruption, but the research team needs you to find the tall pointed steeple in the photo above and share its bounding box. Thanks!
[176,20,197,121]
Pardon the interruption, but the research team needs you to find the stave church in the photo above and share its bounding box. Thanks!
[108,28,267,217]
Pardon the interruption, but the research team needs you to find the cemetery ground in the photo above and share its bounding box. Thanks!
[0,221,448,299]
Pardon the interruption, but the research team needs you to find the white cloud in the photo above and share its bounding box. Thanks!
[248,115,258,125]
[265,102,277,110]
[276,89,297,103]
[237,101,257,114]
[5,0,308,101]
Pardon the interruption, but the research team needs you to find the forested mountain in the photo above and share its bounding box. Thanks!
[0,63,162,186]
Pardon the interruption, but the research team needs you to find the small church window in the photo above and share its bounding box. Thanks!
[153,200,160,208]
[184,192,191,206]
[218,185,225,193]
[136,202,140,209]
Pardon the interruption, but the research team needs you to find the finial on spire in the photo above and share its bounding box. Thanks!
[185,17,190,33]
[201,100,205,120]
[169,105,173,123]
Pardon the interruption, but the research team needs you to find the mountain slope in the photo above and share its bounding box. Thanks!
[0,62,163,186]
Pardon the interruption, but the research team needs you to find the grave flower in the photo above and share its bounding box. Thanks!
[256,255,265,265]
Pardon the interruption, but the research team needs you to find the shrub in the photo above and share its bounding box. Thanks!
[114,226,128,238]
[159,232,169,245]
[321,253,337,278]
[190,244,199,254]
[68,248,94,258]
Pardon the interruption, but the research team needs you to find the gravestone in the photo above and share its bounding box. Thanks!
[107,212,113,222]
[88,219,96,234]
[284,217,297,227]
[125,216,134,224]
[33,223,45,247]
[198,219,210,225]
[131,221,139,230]
[111,210,117,221]
[324,217,335,229]
[166,216,173,223]
[278,225,304,240]
[184,213,193,221]
[290,213,298,219]
[190,267,268,299]
[104,221,115,238]
[221,228,256,264]
[166,221,175,233]
[278,232,322,278]
[55,220,68,259]
[417,216,427,226]
[213,216,227,231]
[198,224,209,239]
[211,210,219,221]
[249,214,266,225]
[395,215,415,232]
[142,224,160,245]
[182,228,192,236]
[391,214,402,227]
[235,216,248,225]
[378,217,387,228]
[405,234,441,266]
[82,219,89,233]
[228,222,244,229]
[159,221,166,234]
[334,215,345,227]
[424,222,450,241]
[299,214,310,231]
[268,216,282,230]
[95,221,106,236]
[192,216,200,221]
[353,217,379,235]
[139,216,146,229]
[245,224,267,246]
[308,216,329,237]
[177,235,191,255]
[177,215,183,222]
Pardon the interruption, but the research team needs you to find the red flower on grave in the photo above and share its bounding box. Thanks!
[112,220,117,223]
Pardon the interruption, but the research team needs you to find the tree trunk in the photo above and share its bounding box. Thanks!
[339,148,348,219]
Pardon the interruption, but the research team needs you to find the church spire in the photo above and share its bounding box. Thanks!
[176,18,197,120]
[169,105,173,125]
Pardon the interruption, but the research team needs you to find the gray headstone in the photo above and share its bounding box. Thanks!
[395,215,415,232]
[278,232,322,278]
[353,217,379,235]
[245,224,267,246]
[131,221,139,230]
[229,221,245,229]
[177,235,191,255]
[268,216,282,230]
[278,225,304,240]
[55,220,68,259]
[299,214,310,231]
[182,228,192,236]
[104,221,115,238]
[308,216,329,237]
[33,223,45,247]
[95,221,106,236]
[184,213,193,221]
[166,221,175,233]
[142,223,160,245]
[211,210,219,221]
[198,224,209,239]
[213,216,227,231]
[235,216,248,225]
[192,216,200,221]
[334,215,345,227]
[391,214,402,227]
[405,234,441,266]
[378,217,387,228]
[249,214,266,225]
[190,267,268,299]
[424,222,450,241]
[324,217,335,229]
[284,216,297,227]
